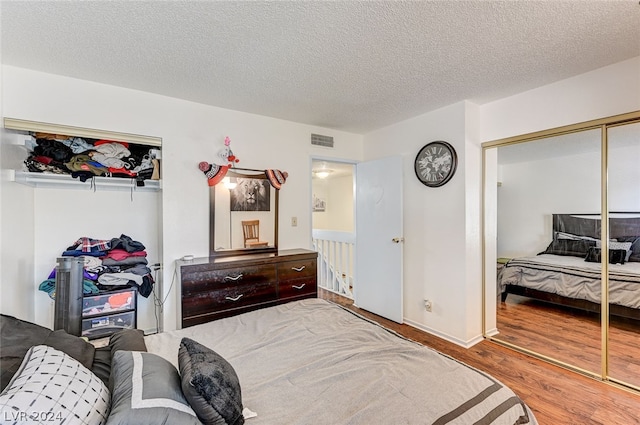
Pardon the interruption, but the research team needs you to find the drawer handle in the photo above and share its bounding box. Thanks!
[292,284,306,290]
[224,274,243,281]
[225,294,244,302]
[291,266,306,272]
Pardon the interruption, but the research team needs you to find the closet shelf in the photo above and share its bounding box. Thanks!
[10,170,161,192]
[4,117,162,147]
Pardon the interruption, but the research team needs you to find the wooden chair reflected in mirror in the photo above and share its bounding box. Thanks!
[242,219,268,248]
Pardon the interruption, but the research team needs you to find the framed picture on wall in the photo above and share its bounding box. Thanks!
[230,178,271,211]
[313,194,326,212]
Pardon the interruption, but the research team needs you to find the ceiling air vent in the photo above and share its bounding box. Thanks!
[311,133,334,148]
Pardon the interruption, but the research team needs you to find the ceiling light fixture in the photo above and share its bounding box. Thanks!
[314,170,332,179]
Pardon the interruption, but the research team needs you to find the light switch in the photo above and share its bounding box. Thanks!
[291,217,298,227]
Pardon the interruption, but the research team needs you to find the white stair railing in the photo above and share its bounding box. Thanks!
[312,230,355,299]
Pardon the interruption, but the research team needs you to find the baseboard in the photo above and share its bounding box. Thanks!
[403,318,484,348]
[485,327,499,337]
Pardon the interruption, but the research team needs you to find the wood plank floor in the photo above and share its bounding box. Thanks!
[496,294,640,389]
[318,289,640,425]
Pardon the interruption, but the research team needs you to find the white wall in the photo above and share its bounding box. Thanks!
[31,188,162,332]
[463,102,483,343]
[609,123,640,212]
[481,57,640,142]
[0,65,364,331]
[497,148,600,257]
[0,102,38,320]
[312,179,329,229]
[362,101,480,345]
[312,174,354,232]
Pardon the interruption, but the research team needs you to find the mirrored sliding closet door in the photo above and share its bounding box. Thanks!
[484,111,640,390]
[491,129,602,375]
[607,120,640,390]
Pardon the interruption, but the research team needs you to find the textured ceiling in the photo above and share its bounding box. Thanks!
[1,1,639,134]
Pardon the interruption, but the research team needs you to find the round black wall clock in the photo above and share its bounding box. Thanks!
[414,141,457,187]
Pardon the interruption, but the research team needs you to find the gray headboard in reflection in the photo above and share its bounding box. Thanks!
[553,213,640,240]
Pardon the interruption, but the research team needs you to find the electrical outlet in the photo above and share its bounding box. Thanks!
[291,217,298,227]
[424,299,432,312]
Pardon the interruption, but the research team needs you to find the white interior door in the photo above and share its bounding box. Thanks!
[355,155,403,323]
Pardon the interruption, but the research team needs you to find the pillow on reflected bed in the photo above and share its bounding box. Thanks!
[540,238,596,257]
[585,247,628,264]
[613,237,640,262]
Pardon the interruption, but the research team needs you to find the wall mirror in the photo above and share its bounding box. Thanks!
[210,168,279,256]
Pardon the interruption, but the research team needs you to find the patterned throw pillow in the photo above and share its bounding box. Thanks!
[0,345,110,425]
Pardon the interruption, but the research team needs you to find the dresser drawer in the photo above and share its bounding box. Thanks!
[277,259,317,282]
[182,281,277,318]
[279,277,317,299]
[182,265,277,294]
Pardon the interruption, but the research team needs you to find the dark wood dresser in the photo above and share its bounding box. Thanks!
[178,249,318,328]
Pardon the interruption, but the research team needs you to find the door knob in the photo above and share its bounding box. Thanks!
[392,237,404,243]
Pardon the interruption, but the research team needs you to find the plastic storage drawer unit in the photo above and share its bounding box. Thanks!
[81,310,136,339]
[83,288,136,318]
[81,288,137,339]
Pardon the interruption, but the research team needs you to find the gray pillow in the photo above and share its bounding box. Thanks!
[179,337,244,425]
[107,350,201,425]
[91,346,112,386]
[584,247,628,264]
[44,329,95,369]
[540,238,596,257]
[109,328,147,361]
[1,314,96,391]
[1,314,52,391]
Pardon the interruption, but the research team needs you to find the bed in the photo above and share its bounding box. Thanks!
[1,299,537,425]
[499,213,640,320]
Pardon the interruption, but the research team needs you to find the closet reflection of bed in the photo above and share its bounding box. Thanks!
[499,214,640,320]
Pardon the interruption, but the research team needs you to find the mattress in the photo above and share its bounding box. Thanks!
[499,254,640,309]
[145,298,536,424]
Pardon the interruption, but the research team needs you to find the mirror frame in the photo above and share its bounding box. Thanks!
[209,168,279,257]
